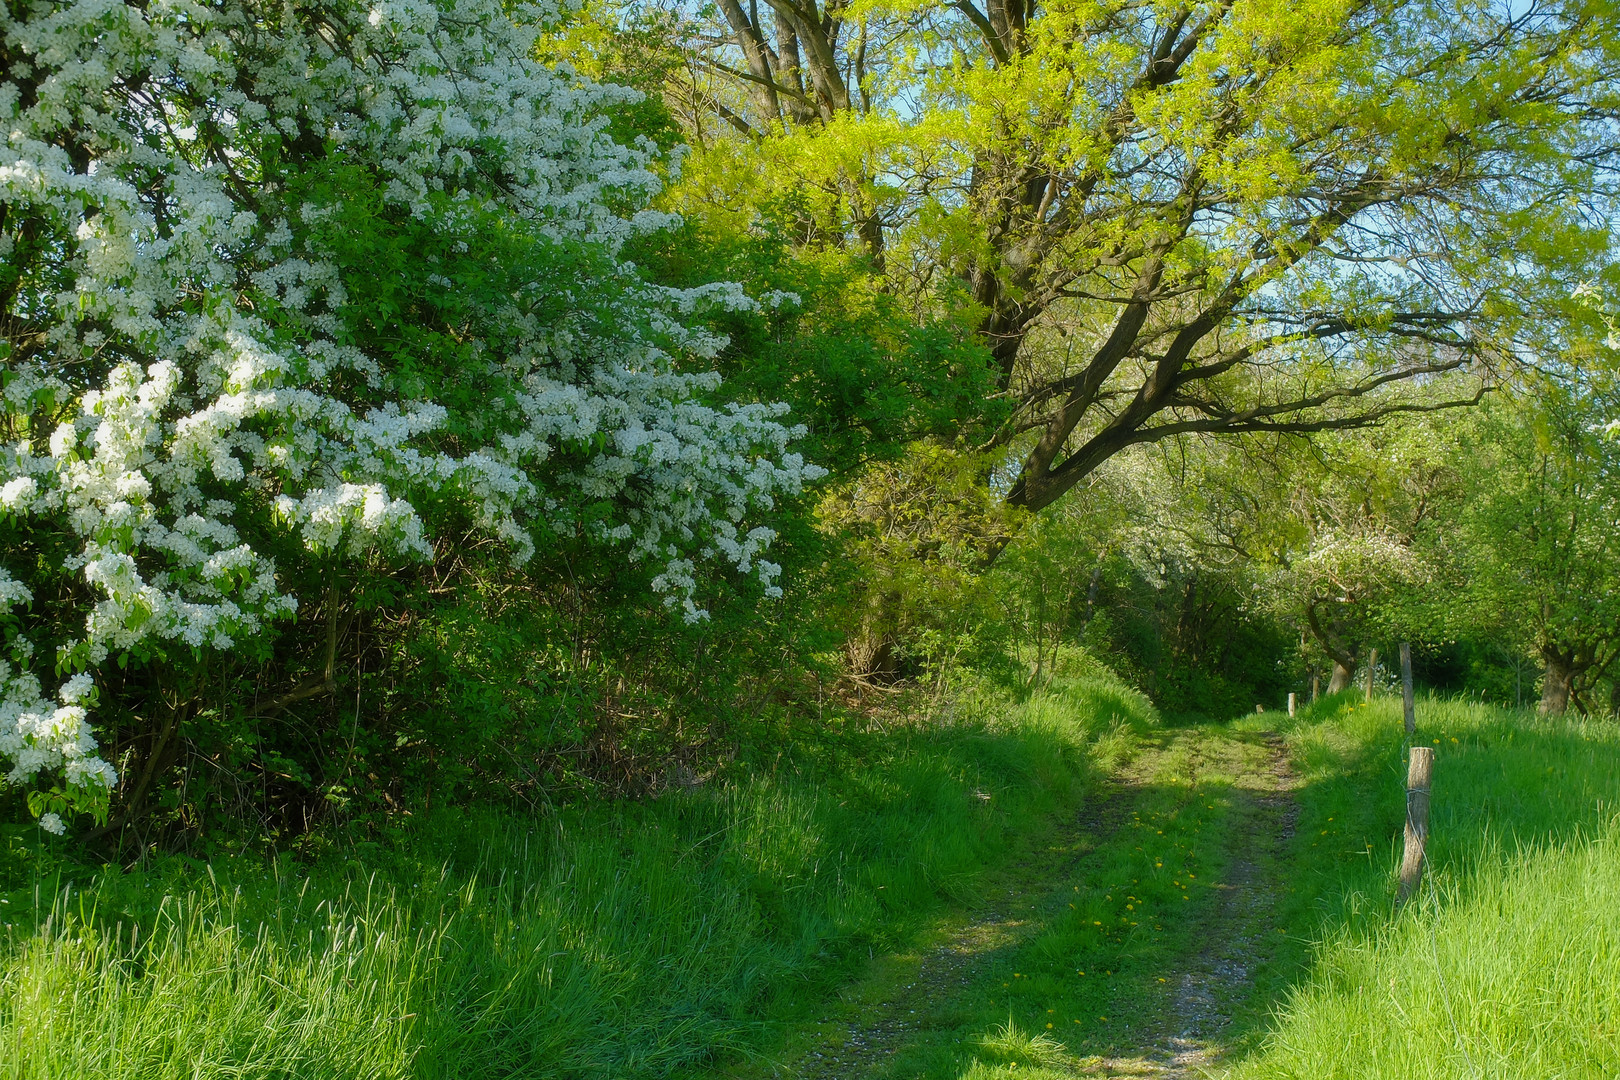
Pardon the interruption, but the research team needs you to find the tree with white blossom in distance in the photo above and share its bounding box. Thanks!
[0,0,824,833]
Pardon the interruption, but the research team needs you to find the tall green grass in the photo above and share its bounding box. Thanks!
[0,676,1154,1079]
[1228,694,1620,1080]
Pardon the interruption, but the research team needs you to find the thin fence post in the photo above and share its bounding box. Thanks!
[1312,672,1320,702]
[1397,746,1434,903]
[1288,692,1297,717]
[1400,642,1415,736]
[1365,647,1380,702]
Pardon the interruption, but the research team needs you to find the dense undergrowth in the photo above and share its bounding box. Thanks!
[0,675,1154,1080]
[1228,693,1620,1079]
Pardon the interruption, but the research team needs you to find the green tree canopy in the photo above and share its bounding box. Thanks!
[1448,376,1620,713]
[653,0,1620,515]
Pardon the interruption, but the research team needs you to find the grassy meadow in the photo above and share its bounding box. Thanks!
[0,676,1153,1080]
[693,690,1620,1080]
[1223,694,1620,1080]
[2,681,1616,1080]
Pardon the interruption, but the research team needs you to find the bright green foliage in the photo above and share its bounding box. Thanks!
[540,0,1007,471]
[628,221,1002,473]
[985,429,1452,715]
[993,484,1297,717]
[818,443,1021,680]
[673,0,1620,514]
[1148,421,1463,692]
[1442,382,1620,713]
[991,511,1104,687]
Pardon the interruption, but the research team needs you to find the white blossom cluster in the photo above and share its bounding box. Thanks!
[1283,527,1430,602]
[0,0,823,822]
[0,571,115,832]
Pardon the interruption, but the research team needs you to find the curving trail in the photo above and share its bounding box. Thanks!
[700,725,1302,1080]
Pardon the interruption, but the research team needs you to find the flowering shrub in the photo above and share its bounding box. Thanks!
[0,0,822,831]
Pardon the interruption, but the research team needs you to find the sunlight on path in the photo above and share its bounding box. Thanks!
[1124,732,1300,1078]
[715,725,1301,1080]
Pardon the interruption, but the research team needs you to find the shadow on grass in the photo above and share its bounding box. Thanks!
[860,698,1620,1080]
[0,678,1153,1080]
[816,723,1297,1079]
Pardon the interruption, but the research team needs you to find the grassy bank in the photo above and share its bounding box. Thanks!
[692,691,1620,1080]
[1228,693,1620,1079]
[0,676,1153,1080]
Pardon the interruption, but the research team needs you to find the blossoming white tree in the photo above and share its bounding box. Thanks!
[0,0,822,832]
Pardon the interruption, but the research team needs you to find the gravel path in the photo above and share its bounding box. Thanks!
[1153,733,1300,1078]
[760,727,1301,1080]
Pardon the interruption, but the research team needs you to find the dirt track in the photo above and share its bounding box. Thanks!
[772,726,1301,1080]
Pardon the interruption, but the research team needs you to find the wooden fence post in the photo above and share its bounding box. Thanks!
[1312,672,1320,702]
[1400,642,1415,736]
[1365,647,1380,702]
[1397,746,1434,903]
[1288,692,1297,717]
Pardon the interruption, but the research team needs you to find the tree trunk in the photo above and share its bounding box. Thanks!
[1304,598,1357,697]
[1082,563,1103,625]
[1540,654,1576,715]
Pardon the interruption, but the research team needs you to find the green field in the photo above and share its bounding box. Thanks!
[0,677,1148,1079]
[1226,695,1620,1080]
[3,682,1614,1079]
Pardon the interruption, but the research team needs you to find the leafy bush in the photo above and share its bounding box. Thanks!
[0,0,823,834]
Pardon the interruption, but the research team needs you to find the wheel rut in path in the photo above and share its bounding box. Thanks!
[772,727,1301,1080]
[1136,731,1301,1079]
[788,772,1139,1080]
